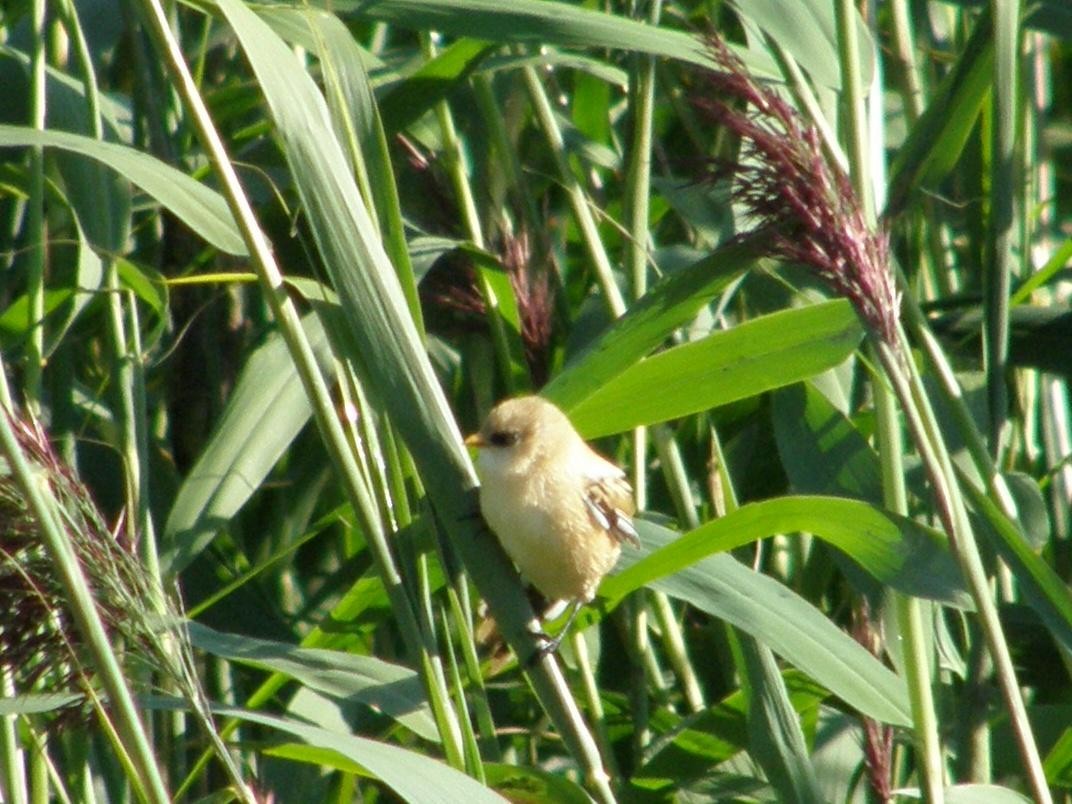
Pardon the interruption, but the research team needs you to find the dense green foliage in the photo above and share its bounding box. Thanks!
[1,0,1072,801]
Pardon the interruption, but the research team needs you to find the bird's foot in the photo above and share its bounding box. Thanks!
[523,629,564,668]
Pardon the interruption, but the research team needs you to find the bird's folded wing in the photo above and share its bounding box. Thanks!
[583,475,640,547]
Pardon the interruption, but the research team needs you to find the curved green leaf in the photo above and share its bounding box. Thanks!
[0,124,246,255]
[329,0,770,75]
[604,496,968,607]
[543,244,756,412]
[162,312,332,576]
[608,520,913,726]
[187,622,437,741]
[565,299,864,438]
[209,706,506,803]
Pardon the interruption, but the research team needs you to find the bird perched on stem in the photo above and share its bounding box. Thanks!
[465,396,639,655]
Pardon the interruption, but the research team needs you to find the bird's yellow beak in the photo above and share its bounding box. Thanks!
[464,433,486,448]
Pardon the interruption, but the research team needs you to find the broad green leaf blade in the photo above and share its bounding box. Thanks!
[885,11,993,216]
[186,622,437,741]
[483,763,591,803]
[328,0,769,75]
[188,704,507,803]
[603,497,968,607]
[543,244,756,412]
[732,0,873,89]
[944,784,1031,804]
[738,636,824,804]
[772,383,883,501]
[162,313,332,575]
[566,299,864,438]
[960,473,1072,655]
[612,520,912,726]
[0,124,246,255]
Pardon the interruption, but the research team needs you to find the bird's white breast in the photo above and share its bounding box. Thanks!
[477,443,622,602]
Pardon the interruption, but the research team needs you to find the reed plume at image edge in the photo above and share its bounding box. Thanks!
[0,412,156,713]
[694,34,900,345]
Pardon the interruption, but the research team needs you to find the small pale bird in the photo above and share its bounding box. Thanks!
[465,395,639,652]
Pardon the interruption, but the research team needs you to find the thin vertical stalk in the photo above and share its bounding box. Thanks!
[877,336,1051,803]
[624,13,658,741]
[837,10,946,795]
[625,0,659,300]
[25,0,47,413]
[841,6,946,795]
[627,596,653,757]
[0,410,170,804]
[424,35,516,394]
[620,5,705,719]
[0,670,28,804]
[649,592,703,712]
[29,743,48,804]
[529,649,616,803]
[522,63,627,316]
[439,608,484,782]
[984,0,1021,456]
[567,629,620,780]
[834,0,874,221]
[889,0,927,122]
[445,587,501,762]
[873,353,945,800]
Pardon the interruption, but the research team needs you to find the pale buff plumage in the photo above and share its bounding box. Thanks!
[466,396,639,605]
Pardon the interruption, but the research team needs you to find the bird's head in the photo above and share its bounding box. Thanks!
[465,396,576,476]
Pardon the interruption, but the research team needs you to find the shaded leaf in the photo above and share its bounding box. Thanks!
[187,621,437,741]
[162,312,333,575]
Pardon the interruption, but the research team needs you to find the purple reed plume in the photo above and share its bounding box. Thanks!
[694,34,900,346]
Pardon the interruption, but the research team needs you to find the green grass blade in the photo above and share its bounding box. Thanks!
[330,0,746,73]
[543,243,755,411]
[615,520,912,726]
[168,704,507,803]
[603,496,968,607]
[0,125,245,255]
[566,299,863,437]
[885,11,994,216]
[187,622,438,741]
[211,1,616,793]
[163,312,333,576]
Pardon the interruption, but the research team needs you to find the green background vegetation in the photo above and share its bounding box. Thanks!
[1,0,1071,801]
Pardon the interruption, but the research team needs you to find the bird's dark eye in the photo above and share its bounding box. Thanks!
[489,430,520,447]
